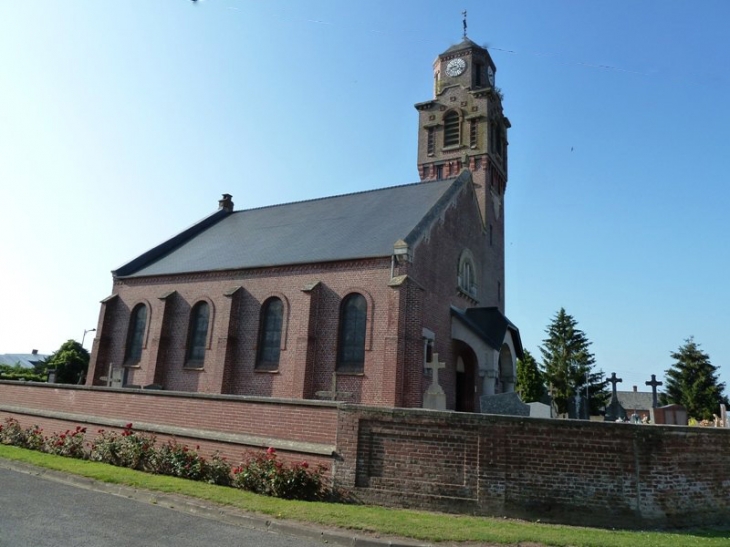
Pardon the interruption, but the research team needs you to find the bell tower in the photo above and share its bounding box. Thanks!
[414,35,510,310]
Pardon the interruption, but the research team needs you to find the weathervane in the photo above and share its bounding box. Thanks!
[462,10,468,38]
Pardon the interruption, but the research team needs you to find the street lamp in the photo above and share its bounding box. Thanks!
[81,328,96,348]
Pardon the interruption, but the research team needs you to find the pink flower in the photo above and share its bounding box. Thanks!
[301,461,308,468]
[124,423,133,429]
[266,447,276,455]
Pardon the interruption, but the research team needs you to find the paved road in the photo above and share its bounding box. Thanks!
[0,467,328,547]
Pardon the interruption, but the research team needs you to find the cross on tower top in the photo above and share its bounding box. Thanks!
[462,10,468,38]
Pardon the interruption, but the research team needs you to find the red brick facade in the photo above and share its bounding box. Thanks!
[86,170,516,410]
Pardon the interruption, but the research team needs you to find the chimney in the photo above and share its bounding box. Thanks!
[218,193,234,212]
[633,385,637,392]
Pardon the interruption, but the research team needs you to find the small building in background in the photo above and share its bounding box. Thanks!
[0,349,49,369]
[616,386,654,422]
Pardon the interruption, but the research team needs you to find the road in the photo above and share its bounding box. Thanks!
[0,466,328,547]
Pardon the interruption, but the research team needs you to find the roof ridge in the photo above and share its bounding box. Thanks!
[232,177,460,214]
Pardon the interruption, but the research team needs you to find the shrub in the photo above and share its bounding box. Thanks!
[45,426,87,459]
[0,418,44,450]
[204,452,233,486]
[88,423,156,471]
[232,447,327,501]
[155,440,206,481]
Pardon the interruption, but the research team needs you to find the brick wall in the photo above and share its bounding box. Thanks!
[334,405,730,529]
[0,382,337,468]
[88,258,403,407]
[5,383,725,528]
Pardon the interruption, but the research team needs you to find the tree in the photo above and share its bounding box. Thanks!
[660,337,728,421]
[516,349,546,403]
[45,340,90,384]
[539,308,609,416]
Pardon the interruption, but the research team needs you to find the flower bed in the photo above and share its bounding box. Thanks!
[0,417,328,501]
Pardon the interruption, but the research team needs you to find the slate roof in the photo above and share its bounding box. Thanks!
[450,306,523,358]
[616,390,654,411]
[115,174,468,278]
[0,353,49,369]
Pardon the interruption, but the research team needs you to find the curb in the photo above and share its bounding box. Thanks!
[0,459,431,547]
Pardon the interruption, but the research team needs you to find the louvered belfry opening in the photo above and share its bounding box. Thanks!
[443,111,460,146]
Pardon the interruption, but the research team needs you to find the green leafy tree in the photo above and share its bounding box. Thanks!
[46,340,90,384]
[516,349,546,403]
[660,337,728,421]
[539,308,609,416]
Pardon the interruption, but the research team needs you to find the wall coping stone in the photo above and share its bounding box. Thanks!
[0,380,341,409]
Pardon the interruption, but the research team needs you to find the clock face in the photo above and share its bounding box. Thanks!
[446,58,466,77]
[487,66,495,86]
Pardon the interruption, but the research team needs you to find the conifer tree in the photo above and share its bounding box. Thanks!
[516,349,546,403]
[660,337,728,421]
[539,308,608,416]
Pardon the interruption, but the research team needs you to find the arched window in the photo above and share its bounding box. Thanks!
[458,250,478,298]
[125,304,147,365]
[443,111,460,147]
[256,297,283,370]
[337,293,367,372]
[186,301,210,364]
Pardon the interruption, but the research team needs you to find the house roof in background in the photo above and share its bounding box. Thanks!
[616,390,654,411]
[0,353,49,369]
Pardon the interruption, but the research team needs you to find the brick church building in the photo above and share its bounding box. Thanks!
[86,37,522,412]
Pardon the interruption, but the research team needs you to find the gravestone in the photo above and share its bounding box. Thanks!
[480,392,530,417]
[422,352,446,410]
[604,372,625,421]
[99,363,123,388]
[527,401,552,418]
[315,372,353,402]
[645,374,663,408]
[720,404,728,428]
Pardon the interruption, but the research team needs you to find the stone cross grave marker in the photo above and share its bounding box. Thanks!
[608,372,623,399]
[99,363,123,388]
[423,352,446,410]
[645,374,663,408]
[315,372,353,402]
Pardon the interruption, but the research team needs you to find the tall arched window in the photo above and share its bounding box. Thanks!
[337,293,367,372]
[443,111,460,147]
[458,249,478,298]
[256,297,283,370]
[125,304,147,365]
[186,301,210,364]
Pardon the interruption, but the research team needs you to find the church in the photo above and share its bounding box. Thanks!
[86,36,523,412]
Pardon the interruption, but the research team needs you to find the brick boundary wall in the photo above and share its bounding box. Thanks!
[0,381,338,467]
[333,406,730,529]
[2,382,729,529]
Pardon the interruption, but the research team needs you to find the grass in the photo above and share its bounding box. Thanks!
[1,445,728,547]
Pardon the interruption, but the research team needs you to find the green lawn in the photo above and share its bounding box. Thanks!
[0,445,727,547]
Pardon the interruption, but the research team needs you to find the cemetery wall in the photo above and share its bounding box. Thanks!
[0,381,338,466]
[1,381,729,529]
[334,405,730,529]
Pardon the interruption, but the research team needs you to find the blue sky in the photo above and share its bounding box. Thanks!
[1,1,728,395]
